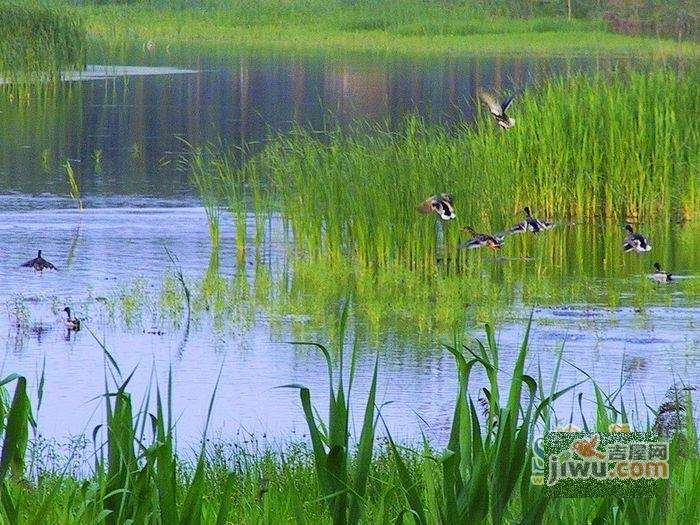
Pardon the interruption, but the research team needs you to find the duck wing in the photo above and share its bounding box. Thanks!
[20,257,37,267]
[526,217,542,232]
[501,95,514,113]
[509,222,526,234]
[633,233,651,251]
[44,260,58,270]
[488,234,505,244]
[459,238,485,249]
[478,91,503,116]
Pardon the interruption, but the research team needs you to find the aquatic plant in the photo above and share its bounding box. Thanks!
[281,300,380,524]
[90,213,698,346]
[63,160,83,210]
[189,70,699,275]
[92,148,102,173]
[185,143,223,250]
[0,320,697,523]
[0,2,85,81]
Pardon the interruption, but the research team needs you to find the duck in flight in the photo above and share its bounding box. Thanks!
[63,307,81,332]
[478,91,516,129]
[418,194,456,221]
[460,226,504,251]
[20,250,57,271]
[652,262,672,282]
[623,224,651,253]
[509,207,553,234]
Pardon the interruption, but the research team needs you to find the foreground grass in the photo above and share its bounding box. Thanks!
[1,318,697,523]
[64,1,700,57]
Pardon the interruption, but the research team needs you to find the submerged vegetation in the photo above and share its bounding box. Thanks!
[188,70,699,274]
[0,318,697,523]
[0,2,85,81]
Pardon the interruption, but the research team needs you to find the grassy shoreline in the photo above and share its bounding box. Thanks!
[3,320,697,523]
[71,4,700,58]
[0,2,85,80]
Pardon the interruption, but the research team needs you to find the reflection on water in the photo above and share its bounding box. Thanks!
[0,50,657,197]
[0,206,698,446]
[0,49,698,448]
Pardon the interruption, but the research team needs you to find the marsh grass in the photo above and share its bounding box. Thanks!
[189,70,699,274]
[68,0,700,56]
[186,145,222,250]
[0,2,85,81]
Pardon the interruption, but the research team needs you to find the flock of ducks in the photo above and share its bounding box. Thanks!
[15,89,673,334]
[418,90,673,283]
[418,195,671,282]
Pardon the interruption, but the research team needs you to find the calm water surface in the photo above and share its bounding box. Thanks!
[0,49,698,449]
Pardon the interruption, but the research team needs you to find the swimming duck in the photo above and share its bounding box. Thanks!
[459,226,504,251]
[63,307,81,332]
[652,262,672,282]
[509,207,553,234]
[417,194,456,221]
[20,250,57,271]
[623,224,651,253]
[478,91,515,129]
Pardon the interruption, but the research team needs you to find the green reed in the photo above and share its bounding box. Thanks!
[186,144,222,250]
[0,2,85,81]
[188,70,699,274]
[0,319,697,523]
[63,159,83,210]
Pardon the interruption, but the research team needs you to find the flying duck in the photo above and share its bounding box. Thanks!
[20,250,57,271]
[478,91,515,129]
[417,194,456,221]
[509,207,553,233]
[623,224,651,253]
[459,226,504,251]
[652,262,672,282]
[63,307,81,332]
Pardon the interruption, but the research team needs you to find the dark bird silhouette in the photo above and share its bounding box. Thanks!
[20,250,57,271]
[63,307,80,332]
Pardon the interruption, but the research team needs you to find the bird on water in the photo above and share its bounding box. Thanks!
[20,250,57,271]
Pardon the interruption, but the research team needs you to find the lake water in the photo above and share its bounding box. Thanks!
[0,49,697,450]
